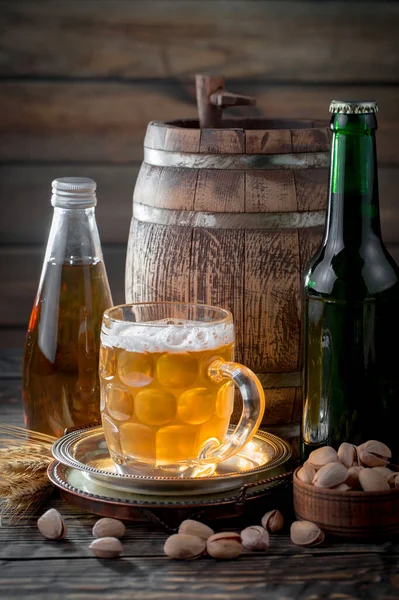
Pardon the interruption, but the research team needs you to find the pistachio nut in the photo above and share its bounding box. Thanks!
[37,508,67,540]
[337,442,357,468]
[308,446,338,470]
[241,525,269,551]
[387,473,399,488]
[332,483,351,491]
[290,521,324,547]
[297,463,316,485]
[372,467,393,478]
[164,534,205,560]
[312,461,348,489]
[261,509,284,533]
[92,518,125,539]
[206,532,243,559]
[346,466,364,489]
[178,519,214,541]
[357,440,391,467]
[90,537,123,559]
[359,468,390,492]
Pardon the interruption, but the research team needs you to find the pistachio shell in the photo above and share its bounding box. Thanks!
[164,534,205,560]
[241,525,270,551]
[206,532,242,559]
[178,519,214,541]
[92,518,125,539]
[261,509,284,532]
[37,508,67,540]
[372,467,393,478]
[387,473,399,488]
[308,446,338,470]
[290,521,324,547]
[332,483,351,491]
[297,463,316,485]
[346,466,364,489]
[337,442,357,468]
[359,468,390,491]
[312,462,348,489]
[357,440,391,467]
[90,537,123,558]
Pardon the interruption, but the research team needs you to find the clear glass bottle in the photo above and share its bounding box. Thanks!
[23,178,113,436]
[301,101,399,462]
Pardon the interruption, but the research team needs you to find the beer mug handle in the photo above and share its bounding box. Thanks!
[200,360,265,464]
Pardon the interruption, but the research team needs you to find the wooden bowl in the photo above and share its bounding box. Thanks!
[293,467,399,539]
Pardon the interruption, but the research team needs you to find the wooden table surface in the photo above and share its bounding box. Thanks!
[1,350,398,600]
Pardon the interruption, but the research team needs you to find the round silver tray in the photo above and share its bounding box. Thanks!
[52,425,292,496]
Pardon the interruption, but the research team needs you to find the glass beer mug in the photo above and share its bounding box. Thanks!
[99,302,265,476]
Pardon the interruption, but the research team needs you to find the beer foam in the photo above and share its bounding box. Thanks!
[101,318,234,353]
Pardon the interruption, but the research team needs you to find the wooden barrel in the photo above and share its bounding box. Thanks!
[126,118,330,426]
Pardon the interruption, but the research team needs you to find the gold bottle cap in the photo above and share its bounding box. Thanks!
[329,100,378,115]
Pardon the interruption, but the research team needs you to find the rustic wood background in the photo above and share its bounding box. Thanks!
[1,0,399,347]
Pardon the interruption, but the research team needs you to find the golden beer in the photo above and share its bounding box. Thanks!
[100,320,235,471]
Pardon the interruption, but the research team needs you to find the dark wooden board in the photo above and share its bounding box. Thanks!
[0,552,397,600]
[1,1,399,82]
[0,82,399,164]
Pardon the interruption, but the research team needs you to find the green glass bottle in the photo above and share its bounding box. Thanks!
[302,101,399,462]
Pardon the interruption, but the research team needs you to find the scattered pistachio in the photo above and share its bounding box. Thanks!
[37,508,67,540]
[312,462,348,489]
[308,446,338,470]
[337,442,357,468]
[261,509,284,532]
[90,537,123,559]
[297,463,316,485]
[357,440,391,467]
[178,519,214,541]
[241,525,269,551]
[164,534,205,560]
[206,532,243,559]
[92,518,125,539]
[290,521,324,547]
[359,468,390,492]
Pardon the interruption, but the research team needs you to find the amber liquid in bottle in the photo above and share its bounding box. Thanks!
[23,262,112,437]
[22,178,113,436]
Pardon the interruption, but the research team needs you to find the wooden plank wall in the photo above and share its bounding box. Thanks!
[0,0,399,347]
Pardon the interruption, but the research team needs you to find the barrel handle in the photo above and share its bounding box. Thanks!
[199,360,265,464]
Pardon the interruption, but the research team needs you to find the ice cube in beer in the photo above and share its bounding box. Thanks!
[215,382,235,419]
[99,346,116,380]
[156,353,198,388]
[156,425,199,464]
[178,387,215,424]
[120,422,155,462]
[135,388,177,425]
[118,350,153,388]
[106,383,133,421]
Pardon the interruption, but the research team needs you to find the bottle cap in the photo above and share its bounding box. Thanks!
[329,100,378,115]
[51,177,97,208]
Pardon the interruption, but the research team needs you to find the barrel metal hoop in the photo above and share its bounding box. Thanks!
[144,148,330,170]
[133,203,326,230]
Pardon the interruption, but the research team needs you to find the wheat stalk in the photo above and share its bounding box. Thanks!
[0,425,56,523]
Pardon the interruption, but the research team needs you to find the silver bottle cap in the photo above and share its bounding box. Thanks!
[329,100,378,115]
[51,177,97,208]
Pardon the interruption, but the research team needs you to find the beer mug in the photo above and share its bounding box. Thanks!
[99,302,265,476]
